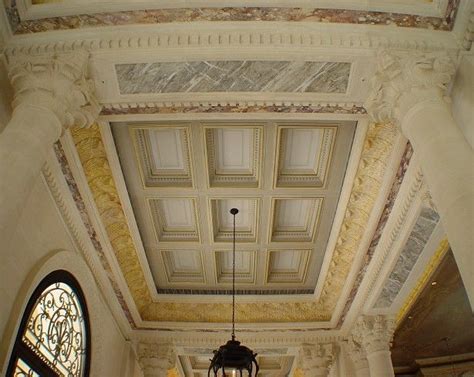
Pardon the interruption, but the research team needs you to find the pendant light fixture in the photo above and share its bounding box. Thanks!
[208,208,259,377]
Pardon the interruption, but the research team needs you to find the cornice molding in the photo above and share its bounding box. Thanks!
[3,22,462,59]
[134,329,343,347]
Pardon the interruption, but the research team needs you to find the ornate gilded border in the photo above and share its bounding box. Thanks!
[395,238,450,326]
[69,119,397,323]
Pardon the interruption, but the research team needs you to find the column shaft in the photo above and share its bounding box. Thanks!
[0,104,62,243]
[366,350,394,377]
[401,100,474,308]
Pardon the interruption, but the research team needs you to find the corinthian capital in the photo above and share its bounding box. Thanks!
[137,342,175,377]
[8,50,100,128]
[365,50,456,126]
[353,315,395,355]
[299,343,336,377]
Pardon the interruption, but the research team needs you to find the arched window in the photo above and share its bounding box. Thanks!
[7,270,91,377]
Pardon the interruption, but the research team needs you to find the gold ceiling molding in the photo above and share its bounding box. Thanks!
[396,238,450,327]
[71,121,397,323]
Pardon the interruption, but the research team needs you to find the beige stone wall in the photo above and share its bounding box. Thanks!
[0,172,134,376]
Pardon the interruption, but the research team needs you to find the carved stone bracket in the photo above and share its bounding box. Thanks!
[299,343,336,377]
[137,342,176,377]
[8,50,100,129]
[352,315,395,355]
[365,50,456,127]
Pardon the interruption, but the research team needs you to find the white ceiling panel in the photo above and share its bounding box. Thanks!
[162,250,204,283]
[211,198,258,242]
[132,126,193,187]
[215,251,256,284]
[149,198,200,242]
[267,250,310,284]
[205,126,261,188]
[276,126,336,187]
[271,198,322,242]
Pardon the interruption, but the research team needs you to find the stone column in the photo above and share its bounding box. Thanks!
[346,337,370,377]
[353,315,395,377]
[0,51,100,244]
[299,343,335,377]
[137,342,175,377]
[366,51,474,310]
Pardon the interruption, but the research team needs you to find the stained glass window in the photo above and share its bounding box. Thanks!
[7,271,90,377]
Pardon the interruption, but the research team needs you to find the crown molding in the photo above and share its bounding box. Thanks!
[340,156,425,334]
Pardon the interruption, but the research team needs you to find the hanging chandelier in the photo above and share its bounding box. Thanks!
[208,208,259,377]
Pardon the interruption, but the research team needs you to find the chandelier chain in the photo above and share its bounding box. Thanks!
[232,210,236,340]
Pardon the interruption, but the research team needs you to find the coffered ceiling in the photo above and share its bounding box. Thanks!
[112,121,355,295]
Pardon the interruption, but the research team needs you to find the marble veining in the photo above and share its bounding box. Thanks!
[374,206,440,308]
[101,104,366,116]
[116,61,350,95]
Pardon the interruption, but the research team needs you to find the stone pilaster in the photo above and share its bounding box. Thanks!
[353,315,395,377]
[299,343,336,377]
[137,342,175,377]
[365,50,474,310]
[0,50,100,243]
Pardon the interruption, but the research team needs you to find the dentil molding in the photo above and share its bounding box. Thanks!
[3,22,462,59]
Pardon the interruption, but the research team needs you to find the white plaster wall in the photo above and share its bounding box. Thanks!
[451,53,474,149]
[0,173,133,376]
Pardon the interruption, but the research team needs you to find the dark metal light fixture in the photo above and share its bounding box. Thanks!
[208,208,259,377]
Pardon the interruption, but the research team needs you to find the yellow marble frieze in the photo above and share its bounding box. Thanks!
[71,121,397,323]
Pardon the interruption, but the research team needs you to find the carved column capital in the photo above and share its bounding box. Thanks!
[365,50,456,127]
[353,315,395,355]
[137,342,175,377]
[8,50,101,129]
[299,343,336,377]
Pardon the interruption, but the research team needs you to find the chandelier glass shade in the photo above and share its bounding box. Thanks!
[208,208,259,377]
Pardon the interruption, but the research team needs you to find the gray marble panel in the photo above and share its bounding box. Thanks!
[116,61,350,94]
[374,207,440,308]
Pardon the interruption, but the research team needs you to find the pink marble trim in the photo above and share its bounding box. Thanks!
[6,1,460,34]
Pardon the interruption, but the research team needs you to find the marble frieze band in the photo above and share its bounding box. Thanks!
[5,1,460,34]
[116,61,351,95]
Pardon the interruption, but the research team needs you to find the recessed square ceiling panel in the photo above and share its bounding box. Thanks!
[267,250,310,284]
[205,127,262,187]
[215,251,256,284]
[270,198,322,242]
[211,198,259,243]
[162,250,204,283]
[132,126,193,187]
[112,121,356,295]
[276,126,336,188]
[149,198,200,242]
